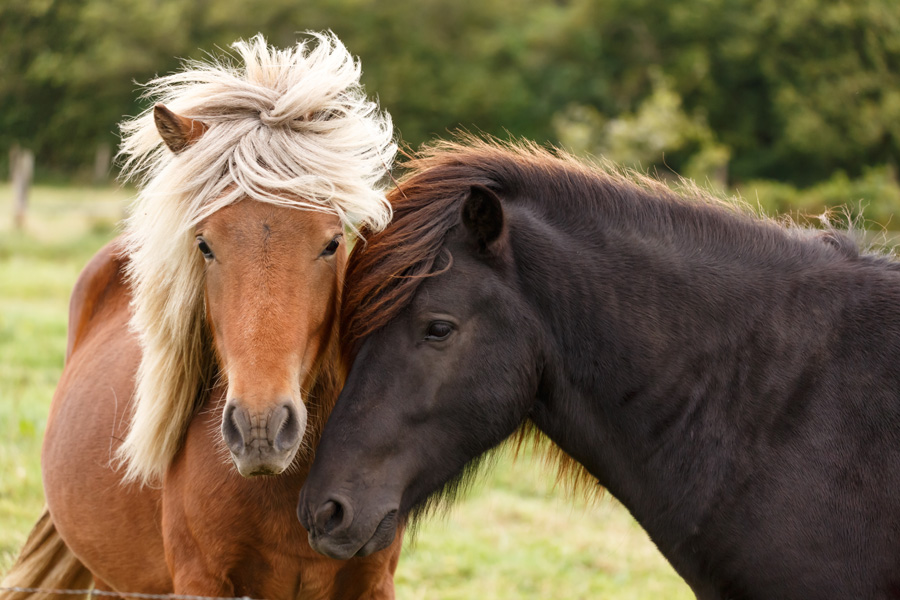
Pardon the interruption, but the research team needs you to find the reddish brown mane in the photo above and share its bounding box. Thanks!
[341,134,814,363]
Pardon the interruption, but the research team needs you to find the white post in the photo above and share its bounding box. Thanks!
[93,143,111,184]
[12,147,34,231]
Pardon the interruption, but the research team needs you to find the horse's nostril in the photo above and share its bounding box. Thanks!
[314,499,346,536]
[272,402,302,451]
[222,402,249,453]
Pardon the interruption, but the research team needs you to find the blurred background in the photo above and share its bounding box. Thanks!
[3,0,900,216]
[1,0,899,598]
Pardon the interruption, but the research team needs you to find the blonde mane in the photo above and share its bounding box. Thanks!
[116,32,396,485]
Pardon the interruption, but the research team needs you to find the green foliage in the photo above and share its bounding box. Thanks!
[581,0,900,183]
[3,0,899,189]
[554,74,731,184]
[0,0,194,173]
[739,165,900,229]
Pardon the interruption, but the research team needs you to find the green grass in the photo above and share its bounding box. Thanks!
[395,452,692,599]
[0,183,691,598]
[0,184,125,570]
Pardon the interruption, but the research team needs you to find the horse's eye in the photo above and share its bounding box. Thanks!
[197,237,214,260]
[320,234,342,258]
[424,321,454,341]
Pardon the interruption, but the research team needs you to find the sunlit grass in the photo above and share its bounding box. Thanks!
[0,183,127,569]
[395,448,692,599]
[0,184,691,597]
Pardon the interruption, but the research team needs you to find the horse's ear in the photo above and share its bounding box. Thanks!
[461,185,504,251]
[153,104,208,154]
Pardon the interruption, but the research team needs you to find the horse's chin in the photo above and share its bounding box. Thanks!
[239,464,284,477]
[230,444,300,478]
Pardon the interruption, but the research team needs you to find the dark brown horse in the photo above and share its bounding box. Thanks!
[299,137,900,599]
[2,34,402,600]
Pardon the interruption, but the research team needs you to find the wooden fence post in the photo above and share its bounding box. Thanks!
[93,143,111,184]
[11,145,34,231]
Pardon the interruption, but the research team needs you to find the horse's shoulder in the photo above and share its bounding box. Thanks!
[66,236,131,360]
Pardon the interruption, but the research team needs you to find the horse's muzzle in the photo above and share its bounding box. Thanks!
[298,493,399,560]
[222,398,306,476]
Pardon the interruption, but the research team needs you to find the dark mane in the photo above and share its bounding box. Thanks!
[341,135,869,362]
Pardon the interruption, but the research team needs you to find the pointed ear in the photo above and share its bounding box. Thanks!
[461,185,504,251]
[153,104,208,154]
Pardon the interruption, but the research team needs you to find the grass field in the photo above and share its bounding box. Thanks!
[0,184,692,599]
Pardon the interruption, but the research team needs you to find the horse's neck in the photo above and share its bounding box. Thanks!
[305,329,344,448]
[512,198,856,582]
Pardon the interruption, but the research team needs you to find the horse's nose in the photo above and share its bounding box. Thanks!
[298,491,399,560]
[222,402,250,453]
[269,402,302,452]
[309,497,354,539]
[221,398,306,476]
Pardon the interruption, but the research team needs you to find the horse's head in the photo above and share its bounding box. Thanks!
[198,201,343,476]
[116,33,394,487]
[298,183,545,558]
[156,105,345,477]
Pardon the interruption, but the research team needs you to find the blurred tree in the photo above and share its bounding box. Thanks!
[0,0,201,174]
[554,73,731,185]
[576,0,900,184]
[1,0,898,191]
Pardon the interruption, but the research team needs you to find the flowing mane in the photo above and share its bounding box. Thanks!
[340,135,868,502]
[342,135,871,351]
[116,32,396,484]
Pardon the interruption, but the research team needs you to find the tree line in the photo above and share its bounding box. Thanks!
[3,0,899,215]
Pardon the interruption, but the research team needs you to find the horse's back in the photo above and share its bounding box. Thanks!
[63,240,130,361]
[42,238,170,593]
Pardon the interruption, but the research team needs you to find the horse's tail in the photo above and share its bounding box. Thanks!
[0,507,92,600]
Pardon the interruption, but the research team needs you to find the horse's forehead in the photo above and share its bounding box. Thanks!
[202,199,340,238]
[412,243,494,310]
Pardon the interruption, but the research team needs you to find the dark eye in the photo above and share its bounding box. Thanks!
[320,234,342,258]
[424,321,454,341]
[197,236,214,260]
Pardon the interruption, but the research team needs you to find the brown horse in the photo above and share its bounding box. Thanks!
[1,34,402,600]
